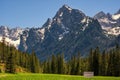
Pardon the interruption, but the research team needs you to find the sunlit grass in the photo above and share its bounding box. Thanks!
[0,73,120,80]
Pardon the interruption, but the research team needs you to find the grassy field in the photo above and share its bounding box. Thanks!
[0,73,120,80]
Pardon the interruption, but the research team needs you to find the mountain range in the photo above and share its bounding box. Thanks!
[0,5,120,60]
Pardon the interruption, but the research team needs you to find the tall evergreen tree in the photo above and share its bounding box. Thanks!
[1,36,5,63]
[113,44,120,76]
[75,53,81,75]
[70,56,77,75]
[57,54,65,74]
[88,48,94,71]
[51,54,57,73]
[100,50,107,76]
[5,47,16,73]
[30,52,40,73]
[107,49,114,76]
[47,58,52,73]
[93,47,100,76]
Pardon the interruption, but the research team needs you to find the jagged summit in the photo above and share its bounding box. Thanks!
[61,4,72,11]
[94,9,120,36]
[94,11,107,19]
[54,5,85,18]
[54,5,72,18]
[42,18,52,28]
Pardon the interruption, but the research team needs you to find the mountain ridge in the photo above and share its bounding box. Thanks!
[0,5,120,60]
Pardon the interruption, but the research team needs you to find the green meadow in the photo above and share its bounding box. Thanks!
[0,73,120,80]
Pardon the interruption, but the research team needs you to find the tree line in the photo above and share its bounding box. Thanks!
[43,45,120,76]
[0,37,120,76]
[0,37,41,73]
[42,45,120,76]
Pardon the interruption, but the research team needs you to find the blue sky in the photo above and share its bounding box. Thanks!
[0,0,120,28]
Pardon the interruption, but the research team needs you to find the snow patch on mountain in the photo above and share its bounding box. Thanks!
[58,35,63,40]
[0,36,20,48]
[64,5,72,11]
[81,18,92,31]
[0,26,24,48]
[9,28,23,40]
[98,18,117,24]
[38,28,45,40]
[112,14,120,20]
[94,10,120,36]
[81,18,86,23]
[58,24,69,40]
[102,26,120,36]
[98,18,109,23]
[59,12,63,17]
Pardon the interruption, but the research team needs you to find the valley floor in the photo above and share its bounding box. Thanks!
[0,73,120,80]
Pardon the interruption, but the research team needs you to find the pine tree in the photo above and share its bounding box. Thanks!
[93,47,100,76]
[75,60,80,75]
[70,56,77,75]
[57,54,65,74]
[30,52,40,73]
[0,43,2,61]
[66,62,71,75]
[100,50,106,76]
[107,50,114,76]
[75,53,81,75]
[51,54,57,73]
[1,36,5,63]
[47,58,51,73]
[113,44,120,76]
[43,61,47,73]
[5,47,16,73]
[88,48,94,71]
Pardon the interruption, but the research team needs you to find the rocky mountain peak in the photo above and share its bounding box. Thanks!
[0,25,8,30]
[0,26,9,36]
[94,10,120,36]
[53,5,86,29]
[54,5,72,18]
[42,18,52,28]
[62,4,72,10]
[94,11,107,19]
[54,5,85,18]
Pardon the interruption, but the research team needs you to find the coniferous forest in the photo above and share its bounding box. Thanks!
[0,37,120,76]
[0,37,41,73]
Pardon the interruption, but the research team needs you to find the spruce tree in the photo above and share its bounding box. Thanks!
[51,54,57,73]
[57,54,65,74]
[5,47,16,73]
[107,50,114,76]
[1,36,5,63]
[88,48,94,71]
[100,50,106,76]
[47,58,52,73]
[113,44,120,76]
[43,61,47,73]
[70,56,77,75]
[30,52,40,73]
[75,53,81,75]
[94,47,100,76]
